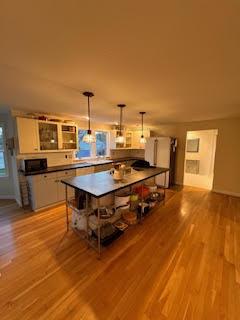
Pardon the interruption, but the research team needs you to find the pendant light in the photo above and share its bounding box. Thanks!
[139,111,146,144]
[115,104,126,143]
[82,91,96,143]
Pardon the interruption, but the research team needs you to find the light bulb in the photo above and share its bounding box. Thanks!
[83,132,96,143]
[140,135,146,144]
[116,135,125,143]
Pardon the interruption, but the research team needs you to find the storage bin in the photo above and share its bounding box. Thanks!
[91,194,114,209]
[72,210,87,231]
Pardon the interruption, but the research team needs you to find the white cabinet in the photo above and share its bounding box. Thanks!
[94,163,112,173]
[76,167,94,176]
[110,128,150,149]
[38,122,59,151]
[132,130,150,148]
[111,130,133,148]
[27,169,76,210]
[59,124,78,150]
[28,172,58,210]
[16,117,39,153]
[56,170,76,201]
[125,131,133,148]
[16,117,78,154]
[27,164,113,211]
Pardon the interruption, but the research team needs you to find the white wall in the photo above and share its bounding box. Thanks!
[153,118,240,197]
[184,130,217,190]
[0,111,15,198]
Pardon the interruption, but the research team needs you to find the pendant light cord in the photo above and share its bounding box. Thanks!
[139,112,146,137]
[83,91,94,134]
[120,106,123,135]
[117,104,126,136]
[88,96,91,131]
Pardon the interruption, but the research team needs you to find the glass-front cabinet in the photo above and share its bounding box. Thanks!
[125,131,132,148]
[16,117,78,154]
[38,121,78,151]
[39,122,59,150]
[61,125,77,150]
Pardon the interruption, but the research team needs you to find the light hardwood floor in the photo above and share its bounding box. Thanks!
[0,187,240,320]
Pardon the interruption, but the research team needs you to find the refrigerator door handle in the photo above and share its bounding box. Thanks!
[154,139,158,166]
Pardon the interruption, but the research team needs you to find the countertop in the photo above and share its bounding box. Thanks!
[61,167,169,198]
[21,157,143,176]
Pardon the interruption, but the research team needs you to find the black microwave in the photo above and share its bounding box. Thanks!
[21,158,47,173]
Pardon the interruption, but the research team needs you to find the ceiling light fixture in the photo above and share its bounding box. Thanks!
[115,104,126,144]
[139,111,146,144]
[82,91,96,143]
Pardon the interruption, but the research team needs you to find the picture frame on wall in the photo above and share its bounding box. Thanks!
[185,159,200,174]
[186,138,200,153]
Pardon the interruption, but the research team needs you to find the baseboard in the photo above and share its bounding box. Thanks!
[175,181,183,186]
[0,195,15,199]
[15,198,22,207]
[33,200,65,212]
[212,189,240,198]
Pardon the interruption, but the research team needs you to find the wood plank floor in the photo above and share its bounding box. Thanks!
[0,187,240,320]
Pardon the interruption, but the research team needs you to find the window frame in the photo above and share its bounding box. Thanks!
[76,129,110,159]
[0,122,8,178]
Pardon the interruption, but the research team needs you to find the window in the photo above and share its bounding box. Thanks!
[96,131,108,156]
[75,130,91,158]
[0,124,7,177]
[75,129,109,158]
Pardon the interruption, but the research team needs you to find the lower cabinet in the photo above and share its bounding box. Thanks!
[27,169,76,211]
[76,167,94,176]
[94,163,112,173]
[56,170,76,201]
[27,163,115,211]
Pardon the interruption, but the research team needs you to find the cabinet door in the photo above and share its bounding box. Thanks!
[94,164,112,172]
[57,170,76,201]
[76,167,94,176]
[60,125,78,150]
[125,131,132,148]
[132,130,150,148]
[29,173,58,210]
[38,122,59,151]
[17,117,39,153]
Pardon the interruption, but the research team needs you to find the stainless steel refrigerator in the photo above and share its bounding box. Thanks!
[145,137,177,188]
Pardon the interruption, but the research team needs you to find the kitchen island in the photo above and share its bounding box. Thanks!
[61,166,169,257]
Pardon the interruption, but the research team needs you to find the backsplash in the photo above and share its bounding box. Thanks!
[110,148,145,159]
[17,149,145,169]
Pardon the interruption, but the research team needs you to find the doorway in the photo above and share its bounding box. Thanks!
[183,129,218,190]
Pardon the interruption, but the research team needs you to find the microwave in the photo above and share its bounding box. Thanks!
[21,158,48,173]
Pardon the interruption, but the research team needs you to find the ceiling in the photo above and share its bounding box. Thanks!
[0,0,240,126]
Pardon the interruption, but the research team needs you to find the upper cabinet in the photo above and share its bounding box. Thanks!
[125,131,133,148]
[110,129,150,149]
[60,125,77,150]
[39,122,59,151]
[16,117,39,153]
[132,129,150,148]
[16,117,78,154]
